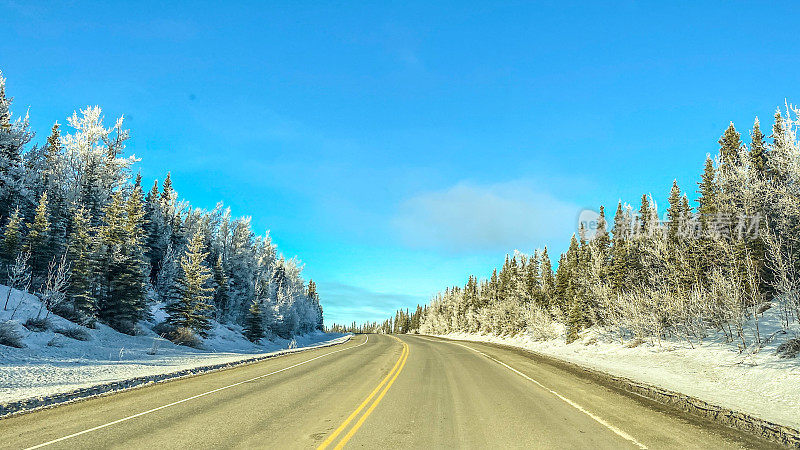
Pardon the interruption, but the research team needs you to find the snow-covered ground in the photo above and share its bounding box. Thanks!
[435,304,800,431]
[0,286,346,404]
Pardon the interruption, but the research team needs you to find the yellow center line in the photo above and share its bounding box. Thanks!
[317,336,409,450]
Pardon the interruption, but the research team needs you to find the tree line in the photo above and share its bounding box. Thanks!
[389,107,800,351]
[326,305,425,334]
[0,71,323,343]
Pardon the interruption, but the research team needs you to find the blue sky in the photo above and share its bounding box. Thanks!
[2,1,799,324]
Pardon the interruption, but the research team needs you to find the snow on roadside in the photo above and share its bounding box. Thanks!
[435,305,800,430]
[0,286,347,404]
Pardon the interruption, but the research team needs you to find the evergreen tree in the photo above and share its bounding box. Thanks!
[749,117,768,175]
[768,109,793,183]
[25,192,51,282]
[666,180,683,242]
[166,231,214,337]
[212,254,230,317]
[243,299,265,343]
[1,207,22,269]
[680,195,692,238]
[638,194,651,237]
[66,206,96,320]
[594,205,610,254]
[719,122,742,168]
[0,72,32,222]
[96,192,148,333]
[307,279,323,330]
[524,250,541,305]
[143,179,167,282]
[42,123,69,263]
[161,172,173,204]
[697,155,718,233]
[539,247,554,308]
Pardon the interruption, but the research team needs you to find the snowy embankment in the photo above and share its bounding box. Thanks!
[0,286,347,406]
[435,305,800,431]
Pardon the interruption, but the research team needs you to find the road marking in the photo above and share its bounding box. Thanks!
[318,335,409,450]
[316,340,406,449]
[25,335,369,450]
[416,336,648,449]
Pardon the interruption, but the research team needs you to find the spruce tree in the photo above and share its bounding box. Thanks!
[42,123,68,264]
[749,117,768,176]
[697,155,718,233]
[144,179,166,281]
[680,195,692,237]
[524,250,541,305]
[539,247,554,308]
[612,201,628,240]
[212,254,230,317]
[96,192,148,333]
[666,180,682,242]
[0,73,31,222]
[638,194,650,237]
[594,205,610,253]
[44,123,60,171]
[166,231,214,337]
[566,295,589,343]
[307,279,323,330]
[243,299,265,343]
[66,207,96,320]
[719,122,742,168]
[768,110,790,183]
[1,207,22,269]
[123,180,149,317]
[25,192,51,283]
[161,172,173,204]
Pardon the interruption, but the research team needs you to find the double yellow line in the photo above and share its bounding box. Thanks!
[317,336,409,449]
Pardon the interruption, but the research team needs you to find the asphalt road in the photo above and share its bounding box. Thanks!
[0,334,779,449]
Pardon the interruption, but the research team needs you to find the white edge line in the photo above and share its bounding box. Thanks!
[25,335,369,450]
[415,336,647,449]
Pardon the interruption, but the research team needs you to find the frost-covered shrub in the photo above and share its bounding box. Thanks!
[0,321,24,348]
[776,338,800,359]
[47,336,65,347]
[524,305,561,340]
[166,327,203,348]
[24,317,50,332]
[54,326,91,341]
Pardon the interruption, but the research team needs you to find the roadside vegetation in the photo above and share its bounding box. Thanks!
[362,107,800,356]
[0,70,323,346]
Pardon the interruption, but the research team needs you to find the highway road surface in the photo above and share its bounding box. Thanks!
[0,334,779,449]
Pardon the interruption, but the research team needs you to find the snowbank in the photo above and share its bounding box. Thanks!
[435,304,800,431]
[0,286,346,405]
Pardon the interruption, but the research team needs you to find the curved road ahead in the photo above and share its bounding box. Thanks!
[0,334,778,449]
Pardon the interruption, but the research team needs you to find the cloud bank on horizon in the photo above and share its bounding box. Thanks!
[392,180,580,254]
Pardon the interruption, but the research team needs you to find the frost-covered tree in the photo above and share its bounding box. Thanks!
[25,192,51,283]
[243,299,265,343]
[166,231,214,337]
[414,105,800,348]
[0,69,326,338]
[750,117,768,175]
[1,207,23,270]
[66,206,96,319]
[0,72,33,222]
[95,192,148,333]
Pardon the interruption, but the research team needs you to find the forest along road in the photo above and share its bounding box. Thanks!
[0,334,779,450]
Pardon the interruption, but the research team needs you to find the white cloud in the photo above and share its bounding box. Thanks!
[317,281,424,325]
[392,180,579,253]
